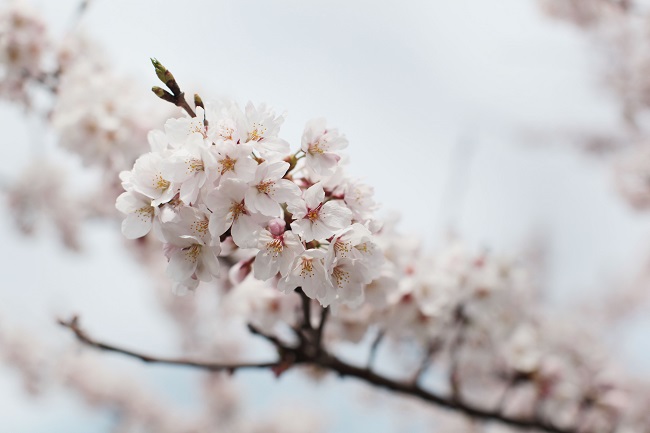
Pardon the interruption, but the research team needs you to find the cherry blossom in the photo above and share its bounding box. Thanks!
[245,160,301,217]
[301,118,348,177]
[288,182,352,242]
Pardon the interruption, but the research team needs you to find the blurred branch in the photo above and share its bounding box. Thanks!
[58,316,277,372]
[61,315,579,433]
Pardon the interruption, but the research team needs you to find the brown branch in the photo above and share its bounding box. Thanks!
[59,315,579,433]
[59,316,277,372]
[296,287,312,331]
[315,306,329,350]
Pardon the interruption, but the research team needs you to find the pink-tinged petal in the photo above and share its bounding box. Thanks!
[115,191,146,214]
[257,137,290,155]
[290,220,308,239]
[265,160,290,180]
[306,153,338,176]
[235,157,257,182]
[270,179,302,204]
[209,212,230,237]
[322,200,352,230]
[252,193,282,217]
[286,199,307,218]
[122,209,153,239]
[231,214,261,248]
[147,129,168,153]
[196,246,220,281]
[166,247,198,282]
[254,250,278,281]
[309,219,333,241]
[303,183,325,208]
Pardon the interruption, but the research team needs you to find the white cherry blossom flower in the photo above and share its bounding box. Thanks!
[128,152,177,206]
[245,160,302,217]
[343,178,377,222]
[164,106,211,147]
[278,249,333,306]
[162,206,214,246]
[115,190,156,239]
[288,182,352,242]
[327,223,383,281]
[254,226,304,280]
[213,141,257,184]
[241,102,290,156]
[164,235,220,283]
[162,134,216,204]
[205,179,265,248]
[301,118,348,177]
[163,207,220,283]
[326,257,367,307]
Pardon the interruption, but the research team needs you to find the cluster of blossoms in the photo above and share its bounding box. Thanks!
[118,100,383,305]
[0,1,46,103]
[51,46,155,172]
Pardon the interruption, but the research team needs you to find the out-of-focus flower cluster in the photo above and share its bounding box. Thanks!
[0,1,46,102]
[539,0,650,213]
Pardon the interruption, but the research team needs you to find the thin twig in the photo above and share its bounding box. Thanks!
[60,317,277,372]
[367,329,385,369]
[412,339,441,385]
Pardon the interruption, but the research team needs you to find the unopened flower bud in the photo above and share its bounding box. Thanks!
[151,86,175,103]
[194,93,204,110]
[268,218,286,236]
[150,58,181,96]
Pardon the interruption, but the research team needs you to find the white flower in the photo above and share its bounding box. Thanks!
[162,206,214,246]
[115,190,156,239]
[245,161,302,217]
[205,179,265,248]
[164,107,211,147]
[327,223,383,282]
[128,152,177,206]
[344,178,377,222]
[241,102,290,156]
[165,236,221,283]
[326,257,367,307]
[301,118,348,177]
[162,134,216,204]
[288,182,352,242]
[278,249,333,306]
[213,141,257,184]
[254,229,304,280]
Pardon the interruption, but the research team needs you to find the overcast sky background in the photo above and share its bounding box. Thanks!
[3,0,650,431]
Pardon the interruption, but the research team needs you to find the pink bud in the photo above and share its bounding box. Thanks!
[268,218,286,236]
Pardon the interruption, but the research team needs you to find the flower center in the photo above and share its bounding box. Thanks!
[186,158,204,174]
[229,201,247,221]
[154,173,170,191]
[308,139,326,155]
[306,208,320,222]
[257,180,274,194]
[299,257,314,277]
[218,155,237,175]
[191,218,209,237]
[185,244,202,262]
[334,239,352,257]
[248,122,267,142]
[218,119,236,141]
[136,206,154,221]
[266,238,284,257]
[332,266,350,288]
